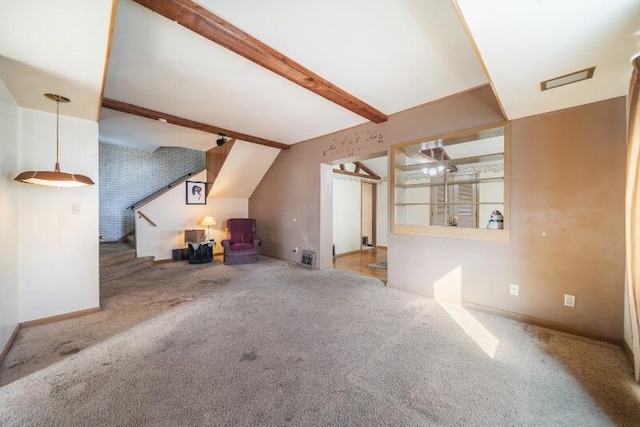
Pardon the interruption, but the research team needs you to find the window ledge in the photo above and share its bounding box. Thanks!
[393,224,510,242]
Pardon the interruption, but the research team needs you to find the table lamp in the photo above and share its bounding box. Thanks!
[201,216,217,241]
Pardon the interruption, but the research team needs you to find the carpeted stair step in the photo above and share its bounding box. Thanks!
[100,248,136,268]
[100,256,155,283]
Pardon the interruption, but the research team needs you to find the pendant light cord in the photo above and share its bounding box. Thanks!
[55,99,60,172]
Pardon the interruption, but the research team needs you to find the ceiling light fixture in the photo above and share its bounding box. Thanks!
[14,94,95,187]
[216,133,227,147]
[540,66,596,91]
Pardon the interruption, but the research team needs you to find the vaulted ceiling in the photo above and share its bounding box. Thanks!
[1,0,640,153]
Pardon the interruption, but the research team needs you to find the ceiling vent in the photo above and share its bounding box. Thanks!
[540,66,595,91]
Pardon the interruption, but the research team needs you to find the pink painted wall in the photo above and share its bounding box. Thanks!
[250,86,626,340]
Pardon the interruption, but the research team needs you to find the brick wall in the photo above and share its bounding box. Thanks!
[99,143,206,241]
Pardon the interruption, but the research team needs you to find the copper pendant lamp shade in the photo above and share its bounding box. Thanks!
[14,93,95,187]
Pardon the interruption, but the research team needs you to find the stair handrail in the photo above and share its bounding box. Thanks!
[137,210,157,227]
[127,169,205,210]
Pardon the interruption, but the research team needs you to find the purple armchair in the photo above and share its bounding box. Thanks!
[221,218,262,265]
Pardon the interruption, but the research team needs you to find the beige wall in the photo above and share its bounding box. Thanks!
[250,86,626,340]
[251,85,503,266]
[391,98,626,340]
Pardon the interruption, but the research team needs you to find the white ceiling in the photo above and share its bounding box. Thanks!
[1,0,639,152]
[100,0,487,148]
[456,0,640,119]
[0,0,113,120]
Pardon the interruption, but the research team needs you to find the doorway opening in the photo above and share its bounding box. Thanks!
[331,153,388,282]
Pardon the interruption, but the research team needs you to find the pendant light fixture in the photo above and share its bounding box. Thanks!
[14,93,95,187]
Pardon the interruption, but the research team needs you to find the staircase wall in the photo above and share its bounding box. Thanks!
[135,170,249,261]
[99,143,205,241]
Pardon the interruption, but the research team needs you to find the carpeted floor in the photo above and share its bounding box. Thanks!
[1,257,638,426]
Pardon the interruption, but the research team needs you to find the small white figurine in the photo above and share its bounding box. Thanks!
[487,210,504,229]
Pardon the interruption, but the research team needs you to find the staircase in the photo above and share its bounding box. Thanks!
[100,242,154,283]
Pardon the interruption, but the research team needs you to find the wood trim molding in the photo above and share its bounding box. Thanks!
[97,0,119,121]
[132,0,387,124]
[21,307,101,329]
[462,301,622,346]
[0,324,20,367]
[102,98,290,150]
[372,182,377,246]
[333,169,380,182]
[137,210,157,227]
[333,249,363,258]
[206,138,236,197]
[354,162,381,180]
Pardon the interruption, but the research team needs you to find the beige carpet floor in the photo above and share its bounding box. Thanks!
[1,256,638,426]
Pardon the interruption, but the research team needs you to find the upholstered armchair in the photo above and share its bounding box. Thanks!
[221,218,262,265]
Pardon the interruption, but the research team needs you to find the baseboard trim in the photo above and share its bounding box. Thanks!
[623,339,635,368]
[21,307,101,329]
[463,301,622,346]
[0,324,20,367]
[154,259,173,264]
[334,249,362,258]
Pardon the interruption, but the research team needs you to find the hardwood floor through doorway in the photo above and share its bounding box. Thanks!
[333,247,387,283]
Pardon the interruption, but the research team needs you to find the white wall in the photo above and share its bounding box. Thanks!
[377,180,388,247]
[478,169,504,227]
[0,79,19,350]
[332,175,361,255]
[136,170,249,260]
[361,182,373,244]
[17,108,99,322]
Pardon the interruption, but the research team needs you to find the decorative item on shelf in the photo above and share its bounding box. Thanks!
[14,93,95,187]
[487,210,504,229]
[186,181,207,205]
[201,216,217,240]
[448,216,458,227]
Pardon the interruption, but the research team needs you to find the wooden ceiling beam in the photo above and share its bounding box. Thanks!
[353,162,381,180]
[132,0,388,124]
[333,168,380,182]
[102,98,289,150]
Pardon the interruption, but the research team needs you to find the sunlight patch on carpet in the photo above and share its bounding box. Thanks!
[434,266,500,358]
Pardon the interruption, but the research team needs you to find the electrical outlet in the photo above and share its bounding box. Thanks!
[564,294,576,308]
[509,284,519,296]
[292,247,299,253]
[72,202,82,215]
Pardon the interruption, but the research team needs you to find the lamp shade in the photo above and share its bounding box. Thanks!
[201,216,217,226]
[14,93,94,188]
[15,164,94,187]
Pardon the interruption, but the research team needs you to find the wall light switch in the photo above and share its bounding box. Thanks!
[509,284,519,296]
[564,294,576,308]
[72,203,82,215]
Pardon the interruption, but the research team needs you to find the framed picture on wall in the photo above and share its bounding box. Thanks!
[186,181,206,205]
